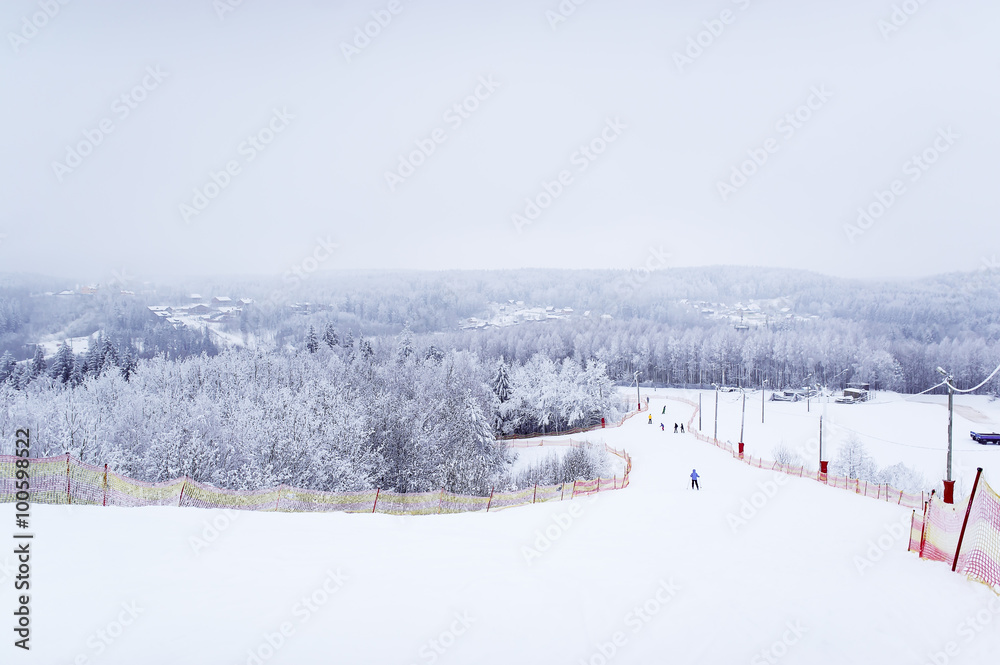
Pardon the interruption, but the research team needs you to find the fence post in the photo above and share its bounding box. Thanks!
[952,468,983,572]
[371,488,380,513]
[532,484,537,504]
[438,488,444,514]
[178,477,187,507]
[486,487,495,513]
[103,464,109,507]
[66,454,71,505]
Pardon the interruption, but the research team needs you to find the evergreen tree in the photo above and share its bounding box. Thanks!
[49,342,74,383]
[323,324,339,349]
[305,326,319,353]
[492,359,511,403]
[121,350,138,381]
[424,345,445,363]
[29,345,46,379]
[396,323,414,361]
[86,334,103,376]
[70,356,85,387]
[0,351,15,383]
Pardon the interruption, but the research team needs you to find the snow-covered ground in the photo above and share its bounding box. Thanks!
[666,387,1000,498]
[4,393,999,664]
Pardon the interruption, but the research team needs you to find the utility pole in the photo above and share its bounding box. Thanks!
[714,385,719,442]
[938,367,956,503]
[740,389,746,443]
[634,371,641,411]
[761,379,766,424]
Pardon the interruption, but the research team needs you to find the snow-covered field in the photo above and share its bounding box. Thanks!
[4,393,999,664]
[668,387,1000,498]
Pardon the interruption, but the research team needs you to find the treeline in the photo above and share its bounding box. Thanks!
[0,331,626,496]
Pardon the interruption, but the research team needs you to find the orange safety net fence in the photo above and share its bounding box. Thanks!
[909,472,1000,590]
[0,413,634,515]
[670,396,927,511]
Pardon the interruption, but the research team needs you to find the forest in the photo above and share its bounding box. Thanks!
[1,266,998,493]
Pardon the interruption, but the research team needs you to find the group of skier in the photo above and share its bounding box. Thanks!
[647,402,699,490]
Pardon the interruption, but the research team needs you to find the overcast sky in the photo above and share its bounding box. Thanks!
[1,0,997,282]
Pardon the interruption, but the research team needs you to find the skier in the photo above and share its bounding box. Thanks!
[690,469,700,490]
[648,414,652,425]
[673,423,679,433]
[662,405,666,415]
[680,423,685,433]
[660,422,665,431]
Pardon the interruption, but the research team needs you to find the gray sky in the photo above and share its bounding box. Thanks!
[1,0,997,282]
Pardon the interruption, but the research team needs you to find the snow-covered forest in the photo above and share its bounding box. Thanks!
[3,266,1000,494]
[0,329,625,495]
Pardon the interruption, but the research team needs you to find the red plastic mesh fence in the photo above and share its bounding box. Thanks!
[953,479,1000,588]
[670,396,926,511]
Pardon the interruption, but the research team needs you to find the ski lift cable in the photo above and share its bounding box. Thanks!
[902,380,948,401]
[944,360,1000,394]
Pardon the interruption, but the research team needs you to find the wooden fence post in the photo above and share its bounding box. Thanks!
[178,477,187,507]
[486,487,495,513]
[532,484,537,504]
[66,454,71,505]
[102,464,109,507]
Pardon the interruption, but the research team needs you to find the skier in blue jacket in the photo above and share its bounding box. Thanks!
[690,469,700,490]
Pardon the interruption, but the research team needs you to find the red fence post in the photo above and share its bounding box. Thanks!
[952,468,983,572]
[532,484,537,504]
[372,488,380,513]
[179,477,187,507]
[103,463,109,507]
[486,487,495,513]
[66,454,71,505]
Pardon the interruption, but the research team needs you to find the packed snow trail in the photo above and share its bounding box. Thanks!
[7,393,1000,664]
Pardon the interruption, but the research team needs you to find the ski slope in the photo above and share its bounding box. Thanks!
[5,395,1000,664]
